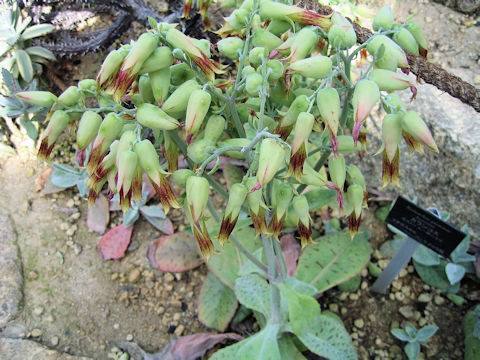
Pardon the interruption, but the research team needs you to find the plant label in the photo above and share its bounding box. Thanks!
[372,196,466,293]
[386,196,465,258]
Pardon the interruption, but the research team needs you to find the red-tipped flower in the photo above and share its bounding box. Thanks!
[288,112,314,180]
[351,79,380,145]
[218,183,247,246]
[259,0,332,29]
[38,110,70,161]
[292,195,313,248]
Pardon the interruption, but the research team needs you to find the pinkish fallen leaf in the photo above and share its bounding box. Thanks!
[87,194,110,234]
[280,233,301,276]
[35,166,52,191]
[117,333,243,360]
[39,170,66,195]
[147,232,204,272]
[98,224,133,260]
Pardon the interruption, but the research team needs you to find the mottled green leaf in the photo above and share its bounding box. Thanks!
[21,24,55,40]
[235,274,271,318]
[14,49,33,82]
[198,272,238,331]
[295,229,371,293]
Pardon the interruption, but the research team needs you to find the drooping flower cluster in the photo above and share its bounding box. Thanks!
[19,0,437,258]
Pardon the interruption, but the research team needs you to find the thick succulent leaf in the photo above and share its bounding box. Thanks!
[210,323,281,360]
[143,214,174,234]
[235,274,271,318]
[123,208,140,227]
[295,229,371,293]
[50,164,82,188]
[2,68,21,94]
[0,42,11,57]
[413,260,450,290]
[98,224,133,260]
[18,117,38,139]
[413,245,441,266]
[390,328,411,342]
[14,49,33,82]
[139,205,165,218]
[198,272,238,331]
[416,325,438,342]
[404,342,420,360]
[25,46,56,61]
[15,16,32,34]
[207,226,262,288]
[445,263,466,285]
[147,232,204,272]
[277,283,357,360]
[21,24,55,40]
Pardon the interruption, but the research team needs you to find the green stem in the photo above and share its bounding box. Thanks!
[228,99,246,138]
[262,234,281,324]
[272,238,287,280]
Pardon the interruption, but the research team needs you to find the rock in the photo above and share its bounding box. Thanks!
[126,334,133,341]
[66,199,75,208]
[51,336,59,346]
[0,215,23,327]
[474,75,480,85]
[31,329,43,338]
[399,305,415,319]
[354,318,365,329]
[418,293,433,302]
[73,244,82,255]
[434,295,446,305]
[432,0,480,13]
[164,273,175,282]
[2,324,27,338]
[33,306,44,316]
[0,338,91,359]
[128,268,141,283]
[174,324,185,336]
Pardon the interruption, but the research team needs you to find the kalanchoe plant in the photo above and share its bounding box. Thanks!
[0,1,56,83]
[20,0,438,358]
[391,322,439,360]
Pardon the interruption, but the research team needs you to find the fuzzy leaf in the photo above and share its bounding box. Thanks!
[280,234,301,276]
[235,274,271,318]
[143,214,174,234]
[50,167,82,188]
[147,232,204,272]
[210,324,281,360]
[295,229,371,293]
[98,224,133,260]
[87,194,110,234]
[208,227,262,288]
[391,328,411,342]
[413,245,441,266]
[118,333,243,360]
[413,260,451,290]
[445,263,466,285]
[404,342,420,360]
[198,272,238,331]
[139,205,165,218]
[416,325,438,342]
[123,208,140,227]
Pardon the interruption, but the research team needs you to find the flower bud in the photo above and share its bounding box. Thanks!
[242,66,256,76]
[292,195,313,248]
[58,86,79,107]
[405,21,428,55]
[275,94,309,139]
[401,111,438,152]
[383,93,405,113]
[300,162,327,187]
[172,169,195,188]
[346,184,364,236]
[346,165,366,191]
[369,69,410,92]
[194,39,212,58]
[163,130,178,172]
[162,79,200,118]
[137,103,180,130]
[134,139,180,213]
[246,177,268,236]
[252,29,283,52]
[266,60,284,81]
[96,48,128,88]
[187,138,215,164]
[393,28,419,56]
[139,75,155,104]
[257,138,287,186]
[259,0,332,29]
[87,113,124,174]
[245,72,264,96]
[382,114,402,162]
[249,47,268,67]
[289,112,314,180]
[372,5,394,31]
[289,55,332,79]
[289,27,319,63]
[185,89,211,136]
[138,46,173,74]
[204,115,225,142]
[77,111,102,150]
[337,135,362,154]
[367,35,408,69]
[329,155,346,190]
[166,28,226,81]
[269,183,293,239]
[150,68,170,105]
[117,150,138,212]
[352,79,380,143]
[186,176,210,222]
[228,8,250,29]
[170,63,195,86]
[219,183,248,246]
[217,37,244,60]
[328,13,357,49]
[266,19,292,36]
[116,130,137,165]
[317,87,340,155]
[38,110,70,160]
[16,91,57,108]
[78,79,98,92]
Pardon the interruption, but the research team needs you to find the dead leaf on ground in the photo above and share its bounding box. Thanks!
[98,224,133,260]
[87,194,110,234]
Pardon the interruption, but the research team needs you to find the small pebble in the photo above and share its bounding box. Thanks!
[434,295,445,305]
[73,244,82,255]
[126,334,134,341]
[425,16,432,23]
[33,306,44,316]
[113,323,120,330]
[329,304,339,313]
[418,293,432,303]
[399,305,414,319]
[28,271,39,279]
[31,329,42,337]
[51,336,59,346]
[354,318,365,329]
[71,212,81,220]
[174,324,185,336]
[164,273,175,282]
[129,268,142,283]
[66,199,75,208]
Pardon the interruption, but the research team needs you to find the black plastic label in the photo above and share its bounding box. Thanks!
[386,196,466,258]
